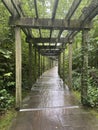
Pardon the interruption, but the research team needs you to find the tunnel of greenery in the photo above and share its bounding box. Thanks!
[0,0,98,115]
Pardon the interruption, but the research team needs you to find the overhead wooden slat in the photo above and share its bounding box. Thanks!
[34,0,38,18]
[80,0,98,25]
[39,50,60,53]
[10,18,91,30]
[56,0,82,46]
[34,0,42,37]
[26,37,69,43]
[11,0,22,17]
[61,0,98,48]
[35,46,63,50]
[41,52,59,56]
[66,0,82,20]
[52,0,59,20]
[2,0,18,16]
[50,0,59,45]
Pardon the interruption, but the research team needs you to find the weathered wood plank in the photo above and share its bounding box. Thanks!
[35,45,64,50]
[57,0,82,41]
[2,0,17,16]
[66,0,82,20]
[15,27,22,109]
[41,53,59,56]
[52,0,59,20]
[26,37,68,43]
[10,18,91,30]
[81,30,89,105]
[80,0,98,24]
[39,49,60,54]
[68,43,72,90]
[11,0,22,16]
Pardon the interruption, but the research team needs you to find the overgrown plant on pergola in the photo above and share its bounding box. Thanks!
[1,0,98,109]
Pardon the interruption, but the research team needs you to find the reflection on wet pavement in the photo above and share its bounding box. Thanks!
[9,67,98,130]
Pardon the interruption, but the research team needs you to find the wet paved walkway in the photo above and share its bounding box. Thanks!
[9,67,98,130]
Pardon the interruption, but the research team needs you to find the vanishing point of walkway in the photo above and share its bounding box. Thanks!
[9,67,98,130]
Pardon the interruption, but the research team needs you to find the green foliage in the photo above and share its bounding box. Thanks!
[72,71,81,91]
[0,89,14,111]
[86,77,98,107]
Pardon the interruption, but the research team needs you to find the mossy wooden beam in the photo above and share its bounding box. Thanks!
[10,18,91,30]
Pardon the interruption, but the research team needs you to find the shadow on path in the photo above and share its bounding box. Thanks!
[9,67,98,130]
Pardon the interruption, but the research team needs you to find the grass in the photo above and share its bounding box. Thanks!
[73,90,81,104]
[0,109,17,130]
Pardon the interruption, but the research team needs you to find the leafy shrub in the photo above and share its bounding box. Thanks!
[87,86,98,107]
[86,77,98,107]
[72,71,81,91]
[0,89,14,111]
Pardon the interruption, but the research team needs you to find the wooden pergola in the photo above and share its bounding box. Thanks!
[2,0,98,109]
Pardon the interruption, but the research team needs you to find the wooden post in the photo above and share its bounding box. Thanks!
[41,55,43,75]
[81,30,89,105]
[38,52,40,77]
[68,43,72,90]
[28,42,33,88]
[63,50,65,83]
[43,56,44,72]
[34,48,37,81]
[58,54,60,76]
[15,27,22,109]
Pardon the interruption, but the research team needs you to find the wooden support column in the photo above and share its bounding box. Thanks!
[34,48,37,81]
[38,52,40,77]
[68,43,72,90]
[63,50,65,83]
[58,54,60,76]
[15,27,22,109]
[41,55,43,75]
[43,56,44,72]
[58,53,61,77]
[28,42,33,88]
[44,57,46,71]
[81,30,89,105]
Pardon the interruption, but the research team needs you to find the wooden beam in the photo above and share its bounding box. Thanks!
[34,0,38,18]
[26,37,68,43]
[57,0,82,41]
[50,0,59,38]
[66,0,82,20]
[11,0,22,17]
[52,0,59,20]
[39,49,60,54]
[10,18,91,30]
[61,0,98,48]
[35,45,64,50]
[2,0,17,16]
[80,0,98,24]
[41,53,59,56]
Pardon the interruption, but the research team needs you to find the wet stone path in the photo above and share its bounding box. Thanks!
[9,67,98,130]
